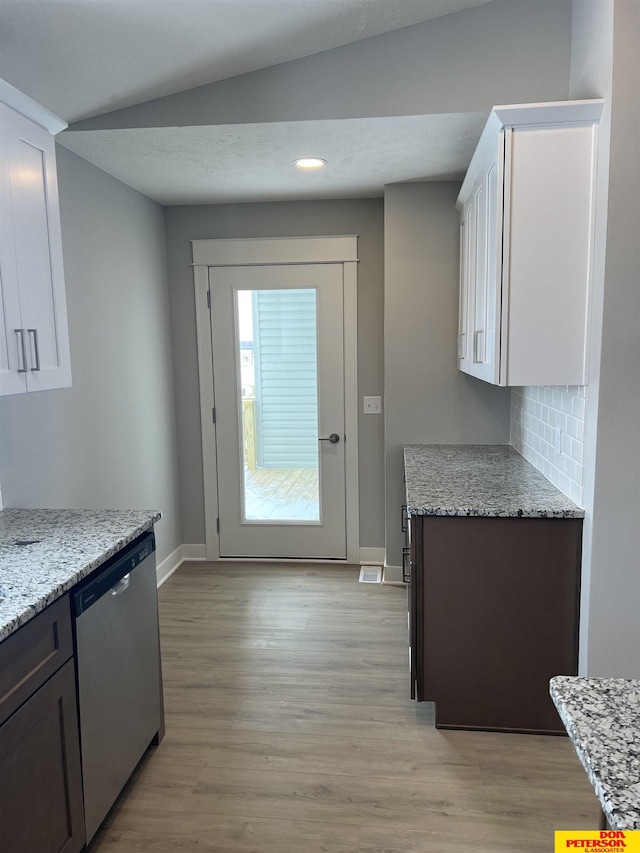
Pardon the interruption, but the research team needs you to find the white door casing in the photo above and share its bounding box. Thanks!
[193,236,359,563]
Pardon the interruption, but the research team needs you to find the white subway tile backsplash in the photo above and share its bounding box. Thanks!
[569,481,580,504]
[573,396,586,419]
[558,471,572,496]
[571,439,584,465]
[566,457,578,483]
[511,385,587,506]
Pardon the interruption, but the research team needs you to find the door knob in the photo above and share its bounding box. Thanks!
[319,433,340,444]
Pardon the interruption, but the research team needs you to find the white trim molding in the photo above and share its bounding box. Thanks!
[157,544,207,587]
[192,235,358,266]
[193,235,360,564]
[193,264,220,561]
[0,78,68,134]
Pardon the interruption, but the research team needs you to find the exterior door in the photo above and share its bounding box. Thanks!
[209,263,347,559]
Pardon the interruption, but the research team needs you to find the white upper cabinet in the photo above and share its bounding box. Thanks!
[457,100,604,387]
[0,80,71,396]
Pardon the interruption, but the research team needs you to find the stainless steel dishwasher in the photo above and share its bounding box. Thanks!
[73,531,163,843]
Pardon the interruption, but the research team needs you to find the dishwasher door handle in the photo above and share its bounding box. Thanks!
[111,573,131,597]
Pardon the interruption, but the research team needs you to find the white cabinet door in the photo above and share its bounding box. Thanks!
[470,176,487,380]
[473,144,501,384]
[1,104,71,393]
[484,143,502,385]
[457,206,472,372]
[0,104,71,394]
[456,100,603,387]
[0,118,27,395]
[460,158,500,384]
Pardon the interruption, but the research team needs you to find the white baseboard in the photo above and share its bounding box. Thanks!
[382,564,405,585]
[158,544,392,585]
[157,543,207,587]
[359,546,385,565]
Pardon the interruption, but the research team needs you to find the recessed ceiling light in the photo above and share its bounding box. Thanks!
[293,157,327,170]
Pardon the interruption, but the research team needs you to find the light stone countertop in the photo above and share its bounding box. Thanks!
[0,508,161,642]
[403,444,584,518]
[550,676,640,830]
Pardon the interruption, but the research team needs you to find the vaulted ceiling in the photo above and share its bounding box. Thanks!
[0,0,494,123]
[0,1,571,204]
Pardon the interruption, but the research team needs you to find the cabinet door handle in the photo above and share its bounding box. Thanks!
[402,547,411,584]
[28,329,40,371]
[473,329,484,363]
[15,329,28,372]
[457,332,465,359]
[401,505,408,534]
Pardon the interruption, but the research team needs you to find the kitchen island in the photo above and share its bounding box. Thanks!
[551,676,640,830]
[404,444,584,733]
[0,507,162,853]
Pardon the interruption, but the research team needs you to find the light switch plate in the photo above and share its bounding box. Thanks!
[363,396,382,414]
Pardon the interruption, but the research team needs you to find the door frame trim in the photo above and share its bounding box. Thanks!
[193,236,359,563]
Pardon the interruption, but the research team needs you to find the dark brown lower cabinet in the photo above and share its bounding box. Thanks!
[0,659,84,853]
[0,599,85,853]
[408,515,583,734]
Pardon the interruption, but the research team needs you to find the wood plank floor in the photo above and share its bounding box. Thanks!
[88,563,598,852]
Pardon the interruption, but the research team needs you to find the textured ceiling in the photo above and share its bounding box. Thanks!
[60,113,488,205]
[0,0,494,122]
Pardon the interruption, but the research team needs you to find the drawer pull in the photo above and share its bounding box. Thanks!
[16,329,28,373]
[402,547,411,584]
[473,329,484,363]
[28,329,40,371]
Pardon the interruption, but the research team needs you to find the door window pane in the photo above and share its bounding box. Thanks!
[237,288,320,522]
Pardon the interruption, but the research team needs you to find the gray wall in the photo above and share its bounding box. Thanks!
[570,0,640,677]
[384,182,511,566]
[0,147,182,563]
[164,199,385,549]
[72,0,572,131]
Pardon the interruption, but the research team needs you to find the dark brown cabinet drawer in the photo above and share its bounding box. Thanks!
[0,658,85,853]
[0,595,73,726]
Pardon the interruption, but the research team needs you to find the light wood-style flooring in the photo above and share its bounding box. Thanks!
[88,563,598,852]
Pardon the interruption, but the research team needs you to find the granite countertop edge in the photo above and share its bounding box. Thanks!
[405,505,583,519]
[0,509,162,643]
[550,676,640,831]
[403,444,584,519]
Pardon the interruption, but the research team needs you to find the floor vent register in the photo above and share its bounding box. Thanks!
[358,565,383,584]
